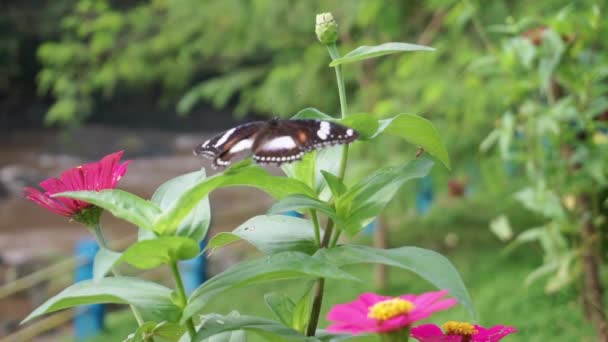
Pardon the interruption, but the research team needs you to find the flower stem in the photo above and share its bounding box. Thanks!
[310,210,322,247]
[169,261,197,339]
[90,223,148,329]
[306,42,351,337]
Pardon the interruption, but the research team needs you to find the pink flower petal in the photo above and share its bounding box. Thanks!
[473,324,517,341]
[326,290,458,335]
[23,151,130,219]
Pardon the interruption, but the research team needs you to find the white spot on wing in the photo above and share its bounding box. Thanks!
[228,138,254,154]
[346,128,354,136]
[215,128,236,147]
[317,121,331,140]
[261,136,297,151]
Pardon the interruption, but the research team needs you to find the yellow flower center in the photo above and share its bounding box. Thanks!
[442,321,478,336]
[368,298,415,321]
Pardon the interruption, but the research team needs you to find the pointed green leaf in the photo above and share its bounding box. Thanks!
[315,245,475,318]
[264,292,296,327]
[54,190,161,230]
[207,215,318,255]
[339,113,378,140]
[23,277,180,323]
[151,169,211,241]
[154,165,315,235]
[93,247,121,280]
[183,252,358,321]
[320,171,347,197]
[193,314,315,342]
[329,42,434,67]
[124,321,186,342]
[374,114,450,169]
[291,107,334,120]
[336,158,434,234]
[291,283,314,333]
[120,236,200,269]
[268,195,338,222]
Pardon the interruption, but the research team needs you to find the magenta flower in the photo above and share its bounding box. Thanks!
[326,290,457,335]
[411,322,517,342]
[24,151,130,218]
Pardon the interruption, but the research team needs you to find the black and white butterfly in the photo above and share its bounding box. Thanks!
[194,119,359,168]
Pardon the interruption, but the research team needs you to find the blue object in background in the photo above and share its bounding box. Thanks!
[416,176,434,214]
[74,239,104,341]
[282,210,305,219]
[180,240,208,295]
[362,220,378,235]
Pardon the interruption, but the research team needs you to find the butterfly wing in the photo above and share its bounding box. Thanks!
[193,121,264,168]
[286,119,358,151]
[252,119,358,165]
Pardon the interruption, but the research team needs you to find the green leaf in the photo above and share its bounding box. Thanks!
[264,292,295,327]
[23,277,180,323]
[315,245,475,318]
[93,247,121,280]
[336,158,434,234]
[196,330,247,342]
[339,113,379,140]
[206,215,318,255]
[374,114,450,169]
[124,321,186,342]
[151,169,211,242]
[268,195,338,222]
[291,107,334,120]
[282,151,317,190]
[183,252,358,321]
[205,233,242,250]
[120,236,200,269]
[154,165,315,235]
[320,171,347,197]
[329,42,434,67]
[54,190,161,230]
[291,283,314,333]
[193,313,315,342]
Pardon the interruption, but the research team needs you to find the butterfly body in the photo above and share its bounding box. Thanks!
[194,119,358,168]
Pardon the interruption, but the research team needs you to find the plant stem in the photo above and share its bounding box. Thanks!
[90,223,148,328]
[310,210,322,247]
[306,223,332,336]
[306,42,351,337]
[169,261,197,339]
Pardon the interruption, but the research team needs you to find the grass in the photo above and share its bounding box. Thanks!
[86,194,600,341]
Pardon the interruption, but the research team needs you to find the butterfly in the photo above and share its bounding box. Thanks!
[194,119,359,168]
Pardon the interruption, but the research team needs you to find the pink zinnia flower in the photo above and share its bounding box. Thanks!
[326,290,457,335]
[24,151,130,218]
[411,322,517,342]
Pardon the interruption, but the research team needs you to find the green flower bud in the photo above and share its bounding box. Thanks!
[315,12,338,45]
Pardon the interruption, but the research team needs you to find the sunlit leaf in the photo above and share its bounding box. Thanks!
[315,245,475,318]
[373,114,450,169]
[206,215,318,255]
[154,165,315,235]
[329,42,434,67]
[268,195,338,222]
[93,247,121,280]
[336,158,433,234]
[120,236,200,269]
[183,252,358,321]
[54,190,161,231]
[150,169,211,242]
[23,277,180,323]
[192,313,314,342]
